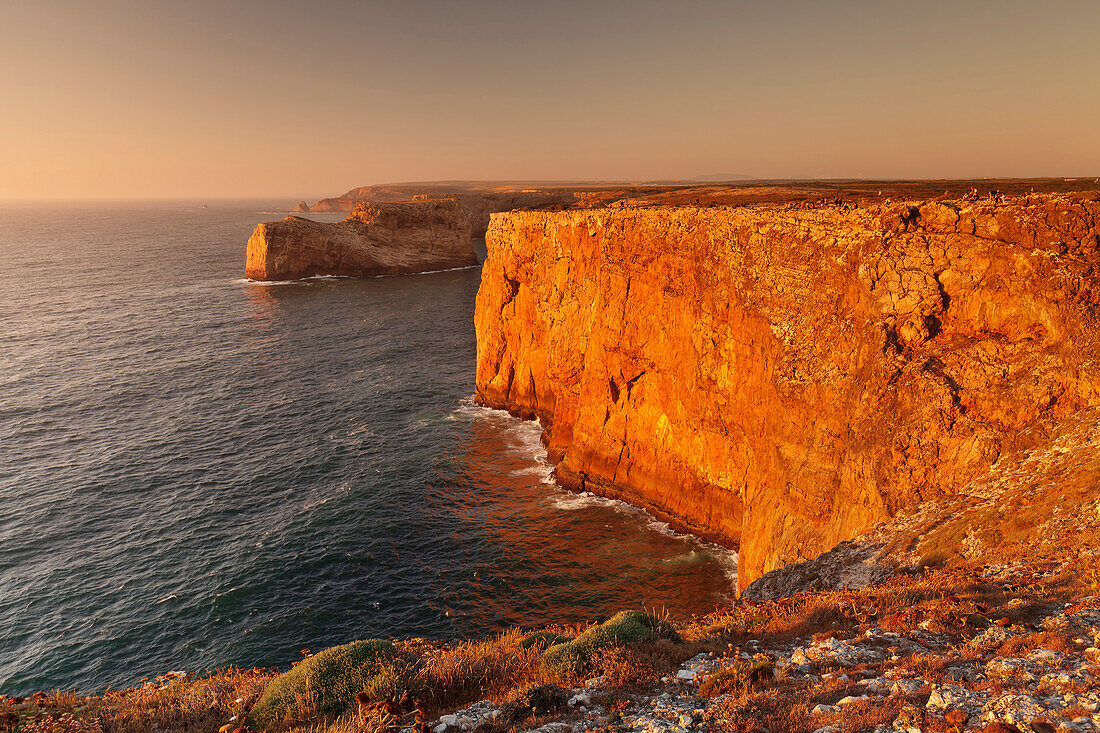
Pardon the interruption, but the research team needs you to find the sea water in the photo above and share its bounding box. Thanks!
[0,200,735,694]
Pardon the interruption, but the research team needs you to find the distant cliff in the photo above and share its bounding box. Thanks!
[308,186,577,236]
[245,199,476,281]
[474,193,1100,593]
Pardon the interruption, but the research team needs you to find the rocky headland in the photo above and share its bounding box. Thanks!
[474,192,1100,594]
[304,184,580,237]
[245,199,477,281]
[11,182,1100,733]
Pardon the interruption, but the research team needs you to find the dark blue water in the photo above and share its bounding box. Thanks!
[0,201,735,695]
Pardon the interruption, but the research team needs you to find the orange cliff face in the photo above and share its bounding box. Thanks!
[245,199,477,281]
[473,193,1100,593]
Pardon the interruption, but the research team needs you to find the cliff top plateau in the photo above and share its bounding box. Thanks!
[297,178,1100,213]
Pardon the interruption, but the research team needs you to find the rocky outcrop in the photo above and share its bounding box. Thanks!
[245,199,476,281]
[293,200,310,213]
[474,193,1100,593]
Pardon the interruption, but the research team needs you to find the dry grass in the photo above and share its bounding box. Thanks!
[415,630,543,716]
[996,629,1079,657]
[8,550,1099,733]
[1,668,273,733]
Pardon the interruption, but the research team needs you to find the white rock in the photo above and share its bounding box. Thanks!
[568,693,591,708]
[836,695,867,705]
[675,669,696,681]
[812,704,836,715]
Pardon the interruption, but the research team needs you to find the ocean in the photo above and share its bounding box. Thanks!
[0,200,735,695]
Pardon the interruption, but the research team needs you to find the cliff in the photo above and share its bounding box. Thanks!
[245,199,476,281]
[474,193,1100,593]
[310,187,577,236]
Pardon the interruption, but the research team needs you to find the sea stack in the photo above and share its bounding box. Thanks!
[474,192,1100,593]
[245,199,477,281]
[292,200,310,213]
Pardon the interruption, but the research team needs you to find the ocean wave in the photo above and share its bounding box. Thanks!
[234,274,351,286]
[552,490,738,580]
[450,397,738,581]
[384,264,480,278]
[233,265,480,287]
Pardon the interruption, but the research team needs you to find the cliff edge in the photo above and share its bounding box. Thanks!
[474,193,1100,593]
[245,199,477,281]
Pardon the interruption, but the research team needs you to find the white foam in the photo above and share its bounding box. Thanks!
[234,274,351,286]
[381,264,480,278]
[234,265,479,287]
[448,396,739,582]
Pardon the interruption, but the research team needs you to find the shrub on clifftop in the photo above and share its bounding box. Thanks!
[541,611,679,681]
[520,631,572,651]
[246,640,401,727]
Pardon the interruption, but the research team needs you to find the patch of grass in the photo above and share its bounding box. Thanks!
[247,640,402,727]
[698,656,774,697]
[520,631,572,652]
[996,629,1078,657]
[417,629,544,716]
[541,611,680,682]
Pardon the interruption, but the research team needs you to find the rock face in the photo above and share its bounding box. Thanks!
[245,199,476,281]
[293,200,310,213]
[473,193,1100,593]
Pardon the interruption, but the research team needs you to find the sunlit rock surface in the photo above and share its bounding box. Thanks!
[474,193,1100,593]
[245,199,476,281]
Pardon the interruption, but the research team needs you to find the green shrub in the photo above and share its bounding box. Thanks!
[541,611,679,681]
[247,640,401,727]
[520,631,572,652]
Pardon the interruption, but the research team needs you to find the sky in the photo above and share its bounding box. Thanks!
[1,0,1098,200]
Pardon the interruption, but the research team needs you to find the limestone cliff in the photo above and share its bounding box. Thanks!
[473,193,1100,593]
[245,199,476,281]
[311,188,577,236]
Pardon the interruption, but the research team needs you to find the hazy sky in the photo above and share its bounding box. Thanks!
[2,0,1098,199]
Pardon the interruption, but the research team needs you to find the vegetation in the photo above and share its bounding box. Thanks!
[518,632,571,652]
[247,641,401,728]
[540,611,680,682]
[4,551,1099,733]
